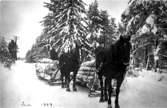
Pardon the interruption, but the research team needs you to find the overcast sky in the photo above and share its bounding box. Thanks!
[0,0,129,58]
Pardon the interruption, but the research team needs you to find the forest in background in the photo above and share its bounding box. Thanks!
[26,0,167,71]
[0,36,18,68]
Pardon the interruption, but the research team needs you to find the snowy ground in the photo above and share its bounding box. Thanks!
[1,60,167,108]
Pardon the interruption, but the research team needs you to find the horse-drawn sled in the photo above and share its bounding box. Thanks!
[35,58,117,96]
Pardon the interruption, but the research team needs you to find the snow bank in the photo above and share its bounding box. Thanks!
[0,63,19,108]
[138,69,167,84]
[120,68,167,93]
[120,69,167,108]
[123,68,167,91]
[0,63,12,87]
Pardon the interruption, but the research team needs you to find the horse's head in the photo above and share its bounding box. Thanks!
[116,35,132,66]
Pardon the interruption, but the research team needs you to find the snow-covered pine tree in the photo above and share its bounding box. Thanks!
[43,0,88,54]
[99,10,109,46]
[109,18,117,37]
[87,0,102,47]
[0,36,15,67]
[0,36,9,63]
[42,0,63,48]
[100,11,117,47]
[87,0,117,48]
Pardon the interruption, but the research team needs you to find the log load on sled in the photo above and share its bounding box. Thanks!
[35,58,60,83]
[77,60,99,88]
[77,59,117,97]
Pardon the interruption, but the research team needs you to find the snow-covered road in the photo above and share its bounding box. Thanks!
[1,60,167,108]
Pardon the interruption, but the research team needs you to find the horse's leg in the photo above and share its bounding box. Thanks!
[61,73,64,88]
[64,76,67,88]
[66,74,70,92]
[104,77,108,101]
[107,78,112,108]
[115,77,123,108]
[73,72,77,91]
[99,75,104,102]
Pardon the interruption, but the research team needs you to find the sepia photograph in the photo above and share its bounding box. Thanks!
[0,0,167,108]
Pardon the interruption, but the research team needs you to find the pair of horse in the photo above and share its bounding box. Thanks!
[58,35,132,108]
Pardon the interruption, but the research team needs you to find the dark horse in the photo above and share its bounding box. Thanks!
[95,35,131,108]
[59,42,81,91]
